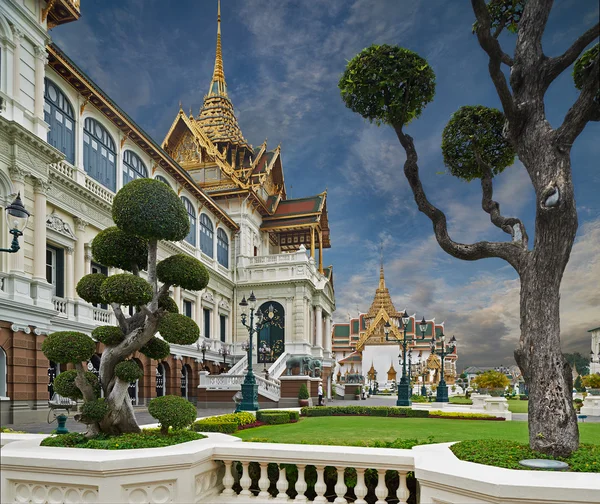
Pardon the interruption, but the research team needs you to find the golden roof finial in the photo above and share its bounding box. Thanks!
[208,0,227,97]
[379,242,385,290]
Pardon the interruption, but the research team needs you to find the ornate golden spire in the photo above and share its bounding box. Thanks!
[365,262,402,319]
[209,0,227,97]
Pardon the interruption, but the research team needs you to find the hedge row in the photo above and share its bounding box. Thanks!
[300,406,429,418]
[256,410,299,425]
[192,412,257,433]
[429,410,504,420]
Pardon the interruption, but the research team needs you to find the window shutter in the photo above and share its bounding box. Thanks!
[55,249,65,298]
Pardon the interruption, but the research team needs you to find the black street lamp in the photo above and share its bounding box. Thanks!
[0,193,30,254]
[419,352,428,397]
[238,291,271,411]
[407,348,413,394]
[430,333,457,402]
[384,310,425,407]
[219,344,231,371]
[196,339,210,370]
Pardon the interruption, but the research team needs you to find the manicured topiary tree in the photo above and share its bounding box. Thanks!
[339,1,599,457]
[148,395,197,435]
[42,179,210,436]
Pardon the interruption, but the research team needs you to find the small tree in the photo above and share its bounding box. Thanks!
[42,179,209,436]
[298,383,310,400]
[574,375,585,393]
[472,370,510,390]
[339,1,598,457]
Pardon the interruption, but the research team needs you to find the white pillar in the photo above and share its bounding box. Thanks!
[34,46,47,119]
[173,286,181,312]
[32,179,49,280]
[8,167,26,274]
[324,314,332,352]
[12,28,22,105]
[65,247,74,298]
[315,306,323,349]
[74,218,88,296]
[84,244,93,275]
[214,295,221,341]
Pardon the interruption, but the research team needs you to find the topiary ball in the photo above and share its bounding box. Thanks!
[158,313,200,345]
[76,274,107,305]
[115,360,143,382]
[339,44,436,126]
[100,274,153,306]
[42,332,97,364]
[53,370,100,400]
[112,178,190,242]
[80,398,108,424]
[139,337,171,360]
[148,395,197,433]
[573,43,599,104]
[441,105,515,181]
[92,325,125,346]
[157,255,209,291]
[91,226,148,272]
[158,295,179,314]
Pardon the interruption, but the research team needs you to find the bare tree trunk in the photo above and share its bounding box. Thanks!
[99,378,140,435]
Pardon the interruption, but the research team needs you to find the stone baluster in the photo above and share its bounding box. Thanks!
[294,464,308,503]
[258,463,270,498]
[239,461,252,496]
[374,469,387,504]
[314,466,327,503]
[354,468,368,504]
[275,465,288,500]
[397,472,409,504]
[333,467,347,504]
[221,461,235,497]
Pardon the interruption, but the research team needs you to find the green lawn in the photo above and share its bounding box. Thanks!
[234,417,600,446]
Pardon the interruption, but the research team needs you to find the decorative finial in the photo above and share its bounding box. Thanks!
[379,242,385,290]
[179,100,183,111]
[208,0,227,96]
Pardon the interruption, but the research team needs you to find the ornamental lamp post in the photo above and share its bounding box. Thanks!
[219,344,231,371]
[407,348,413,394]
[0,193,30,254]
[418,351,428,397]
[430,332,457,403]
[196,339,210,370]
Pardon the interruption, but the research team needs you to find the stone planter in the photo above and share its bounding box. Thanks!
[299,399,309,407]
[489,388,506,397]
[587,388,600,396]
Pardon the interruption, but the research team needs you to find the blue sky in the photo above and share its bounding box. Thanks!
[51,0,599,369]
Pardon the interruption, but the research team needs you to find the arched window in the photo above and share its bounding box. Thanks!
[44,79,75,164]
[155,175,171,188]
[200,214,214,258]
[0,346,7,398]
[83,118,116,192]
[217,228,229,268]
[123,150,147,185]
[181,197,196,246]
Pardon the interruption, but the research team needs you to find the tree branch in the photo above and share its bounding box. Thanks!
[471,0,515,118]
[394,125,525,272]
[544,23,599,86]
[112,303,128,332]
[477,152,529,249]
[556,55,600,147]
[74,361,96,402]
[147,239,158,295]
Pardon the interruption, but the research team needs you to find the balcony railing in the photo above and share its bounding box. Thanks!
[52,297,68,316]
[85,176,114,204]
[92,307,112,324]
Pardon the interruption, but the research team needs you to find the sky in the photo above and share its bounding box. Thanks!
[50,0,599,370]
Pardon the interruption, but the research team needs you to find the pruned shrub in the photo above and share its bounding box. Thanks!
[298,383,309,399]
[80,398,108,424]
[158,313,200,345]
[76,273,107,305]
[148,395,197,434]
[100,274,153,306]
[300,406,429,418]
[158,295,179,314]
[112,178,189,241]
[53,370,100,400]
[92,325,124,346]
[42,331,97,364]
[192,420,238,434]
[91,226,148,272]
[157,254,209,291]
[256,411,291,425]
[115,360,143,382]
[139,337,170,360]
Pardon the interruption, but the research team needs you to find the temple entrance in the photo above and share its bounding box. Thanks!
[257,301,285,365]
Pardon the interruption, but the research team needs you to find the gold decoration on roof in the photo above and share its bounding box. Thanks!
[387,363,397,381]
[367,363,376,381]
[365,266,403,319]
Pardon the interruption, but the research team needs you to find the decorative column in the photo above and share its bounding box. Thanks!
[318,229,324,274]
[310,227,315,259]
[34,47,47,118]
[84,245,93,275]
[12,28,22,105]
[213,295,221,342]
[65,247,74,298]
[315,305,323,349]
[31,179,54,308]
[173,286,181,313]
[324,314,332,353]
[73,218,88,296]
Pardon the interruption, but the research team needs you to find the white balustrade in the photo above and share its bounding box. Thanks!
[50,159,76,180]
[93,307,112,324]
[52,296,68,316]
[268,351,289,379]
[85,176,114,204]
[178,239,197,256]
[228,354,248,375]
[198,371,281,401]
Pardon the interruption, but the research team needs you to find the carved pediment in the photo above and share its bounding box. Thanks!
[46,212,76,239]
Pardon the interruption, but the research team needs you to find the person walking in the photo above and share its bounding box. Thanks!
[318,382,323,406]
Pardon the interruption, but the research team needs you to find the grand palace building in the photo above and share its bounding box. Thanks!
[0,0,335,424]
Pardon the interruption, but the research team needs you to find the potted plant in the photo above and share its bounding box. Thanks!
[298,383,310,407]
[582,373,600,395]
[355,386,361,400]
[472,370,510,397]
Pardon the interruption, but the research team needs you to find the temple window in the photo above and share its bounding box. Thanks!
[200,214,214,258]
[83,118,116,192]
[217,228,228,268]
[181,196,196,246]
[123,150,147,185]
[44,79,75,164]
[155,175,171,188]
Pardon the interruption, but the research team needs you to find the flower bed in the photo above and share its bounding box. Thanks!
[429,410,505,421]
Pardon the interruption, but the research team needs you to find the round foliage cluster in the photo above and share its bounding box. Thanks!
[157,254,209,291]
[76,274,107,305]
[112,178,190,242]
[158,313,200,345]
[80,398,108,424]
[115,360,143,382]
[140,337,171,360]
[339,44,436,127]
[92,325,124,346]
[441,105,515,181]
[158,295,179,314]
[91,227,148,272]
[148,395,197,432]
[42,331,96,364]
[573,43,599,104]
[53,370,100,400]
[485,0,525,34]
[100,274,153,306]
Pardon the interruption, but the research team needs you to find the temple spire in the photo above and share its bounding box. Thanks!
[379,243,385,290]
[209,0,227,97]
